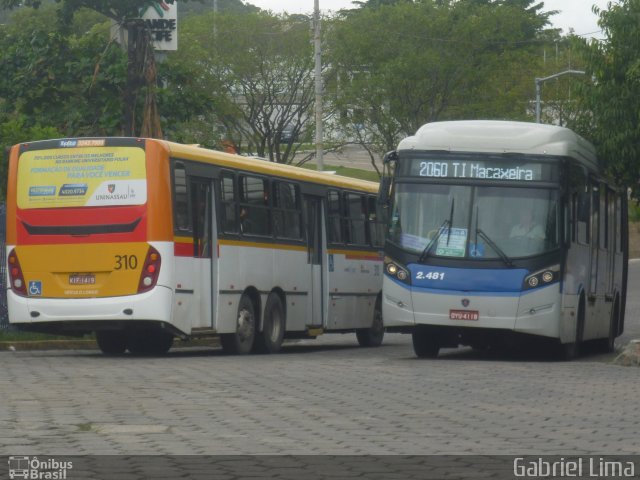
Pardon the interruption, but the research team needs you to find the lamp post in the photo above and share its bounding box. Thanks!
[535,70,586,123]
[314,0,324,171]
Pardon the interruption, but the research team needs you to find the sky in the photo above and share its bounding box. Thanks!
[247,0,613,38]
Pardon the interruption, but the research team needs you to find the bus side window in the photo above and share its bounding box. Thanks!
[346,193,367,245]
[327,190,342,244]
[577,187,590,244]
[367,196,385,248]
[273,181,301,240]
[592,183,600,248]
[616,195,622,254]
[220,174,238,234]
[173,163,190,233]
[239,175,270,236]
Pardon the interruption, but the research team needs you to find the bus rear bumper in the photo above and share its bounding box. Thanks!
[7,285,174,333]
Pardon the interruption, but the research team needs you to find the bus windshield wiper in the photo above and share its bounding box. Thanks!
[476,228,513,267]
[418,219,450,263]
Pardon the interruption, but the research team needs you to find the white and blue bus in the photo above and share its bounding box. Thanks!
[379,121,628,359]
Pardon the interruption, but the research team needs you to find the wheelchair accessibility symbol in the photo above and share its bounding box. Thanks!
[28,281,42,296]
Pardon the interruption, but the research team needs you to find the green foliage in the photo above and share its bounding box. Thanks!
[327,0,556,156]
[629,200,640,223]
[0,5,126,138]
[572,0,640,198]
[163,10,315,163]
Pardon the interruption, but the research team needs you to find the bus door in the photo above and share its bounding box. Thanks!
[174,175,215,332]
[588,183,599,301]
[191,180,215,328]
[304,195,324,328]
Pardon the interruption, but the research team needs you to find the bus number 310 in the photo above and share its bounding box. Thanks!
[114,255,138,270]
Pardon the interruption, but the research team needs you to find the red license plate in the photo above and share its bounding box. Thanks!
[69,274,96,285]
[449,309,479,321]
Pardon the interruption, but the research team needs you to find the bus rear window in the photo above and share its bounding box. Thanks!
[17,146,147,209]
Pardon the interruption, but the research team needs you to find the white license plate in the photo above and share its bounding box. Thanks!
[449,309,479,321]
[69,274,96,285]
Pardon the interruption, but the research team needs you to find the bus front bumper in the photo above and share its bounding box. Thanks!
[383,277,562,339]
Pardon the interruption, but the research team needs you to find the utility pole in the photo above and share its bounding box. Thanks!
[213,0,218,37]
[314,0,324,171]
[535,70,586,123]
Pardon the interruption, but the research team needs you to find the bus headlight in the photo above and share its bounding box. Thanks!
[523,264,560,291]
[384,256,411,285]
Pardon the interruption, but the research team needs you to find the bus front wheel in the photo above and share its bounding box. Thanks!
[412,330,440,358]
[221,295,256,355]
[356,297,384,347]
[255,293,285,354]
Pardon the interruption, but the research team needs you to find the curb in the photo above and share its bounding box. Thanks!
[0,338,220,352]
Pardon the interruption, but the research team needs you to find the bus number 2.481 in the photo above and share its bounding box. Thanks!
[114,255,138,270]
[416,271,445,280]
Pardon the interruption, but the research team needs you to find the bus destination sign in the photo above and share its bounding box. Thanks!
[405,159,550,181]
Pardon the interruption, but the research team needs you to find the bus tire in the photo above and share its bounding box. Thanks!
[255,293,285,354]
[557,296,585,361]
[221,295,256,355]
[599,296,619,353]
[96,331,127,355]
[356,297,384,347]
[412,330,440,358]
[127,329,173,356]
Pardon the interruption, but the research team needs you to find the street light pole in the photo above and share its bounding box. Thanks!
[314,0,324,171]
[535,69,586,123]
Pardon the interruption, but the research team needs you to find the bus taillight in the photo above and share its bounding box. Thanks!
[138,246,161,294]
[8,249,27,296]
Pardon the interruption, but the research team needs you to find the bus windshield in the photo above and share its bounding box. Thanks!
[389,183,560,260]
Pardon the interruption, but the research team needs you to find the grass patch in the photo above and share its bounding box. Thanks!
[301,163,380,182]
[629,200,640,222]
[0,329,87,342]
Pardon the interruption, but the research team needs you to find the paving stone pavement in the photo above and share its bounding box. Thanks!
[0,261,638,457]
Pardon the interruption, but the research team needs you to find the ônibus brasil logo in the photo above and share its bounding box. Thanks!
[8,456,73,480]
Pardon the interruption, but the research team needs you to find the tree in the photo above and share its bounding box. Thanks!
[0,0,191,137]
[572,0,640,198]
[168,11,316,163]
[327,0,555,161]
[0,6,125,137]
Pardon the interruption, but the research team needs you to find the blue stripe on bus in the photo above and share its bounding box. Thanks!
[407,264,528,292]
[387,274,559,297]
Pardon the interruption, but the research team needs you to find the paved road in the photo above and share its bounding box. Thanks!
[0,263,639,458]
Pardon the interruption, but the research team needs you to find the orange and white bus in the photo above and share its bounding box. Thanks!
[5,138,385,355]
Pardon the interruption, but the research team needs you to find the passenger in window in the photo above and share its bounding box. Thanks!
[240,207,250,233]
[510,210,545,240]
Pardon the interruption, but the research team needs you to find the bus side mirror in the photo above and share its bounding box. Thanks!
[378,176,391,206]
[378,150,397,206]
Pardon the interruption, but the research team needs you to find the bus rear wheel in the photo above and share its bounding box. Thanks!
[255,293,285,354]
[96,331,127,355]
[598,297,619,353]
[127,329,174,356]
[412,330,440,358]
[221,295,256,355]
[356,297,384,347]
